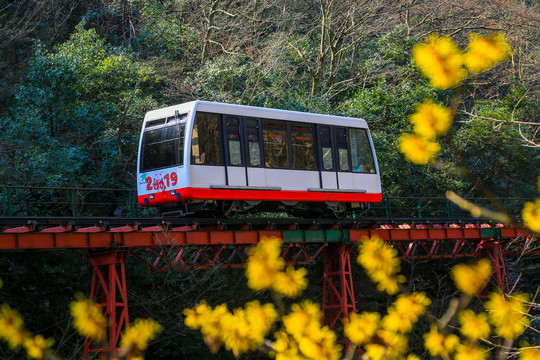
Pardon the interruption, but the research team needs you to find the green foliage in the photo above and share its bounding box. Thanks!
[2,23,162,188]
[132,0,200,63]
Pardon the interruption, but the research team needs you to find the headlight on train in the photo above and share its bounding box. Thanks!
[149,194,154,200]
[170,190,176,196]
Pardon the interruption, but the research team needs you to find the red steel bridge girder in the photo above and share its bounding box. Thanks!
[322,244,356,331]
[85,251,130,360]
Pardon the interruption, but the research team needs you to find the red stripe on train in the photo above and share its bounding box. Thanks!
[138,187,382,206]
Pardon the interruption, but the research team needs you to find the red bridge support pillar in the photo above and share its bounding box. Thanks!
[322,244,357,330]
[85,251,130,359]
[478,241,510,294]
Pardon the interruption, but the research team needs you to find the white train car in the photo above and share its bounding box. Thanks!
[137,101,382,217]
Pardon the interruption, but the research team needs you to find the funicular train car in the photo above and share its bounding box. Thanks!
[137,101,382,217]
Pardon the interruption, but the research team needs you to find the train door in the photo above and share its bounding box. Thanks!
[245,118,265,187]
[318,125,338,189]
[224,115,247,186]
[335,127,354,189]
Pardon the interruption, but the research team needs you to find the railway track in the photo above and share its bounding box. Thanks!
[0,216,508,231]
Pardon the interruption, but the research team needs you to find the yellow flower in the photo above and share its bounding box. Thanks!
[184,301,228,339]
[280,300,340,360]
[272,331,301,360]
[221,308,258,356]
[382,308,416,334]
[69,293,107,343]
[246,236,285,291]
[464,33,512,73]
[273,266,308,298]
[522,199,540,233]
[485,292,531,339]
[410,101,453,139]
[23,334,54,359]
[520,347,540,360]
[120,318,162,351]
[399,133,441,165]
[364,329,408,360]
[185,301,277,357]
[451,258,492,296]
[357,235,405,295]
[244,301,278,339]
[423,324,459,357]
[343,312,380,345]
[454,343,490,360]
[283,300,322,341]
[297,326,340,360]
[0,304,27,349]
[412,33,467,89]
[392,292,431,322]
[458,309,490,341]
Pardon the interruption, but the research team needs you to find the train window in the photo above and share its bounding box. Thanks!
[246,118,261,167]
[263,120,289,168]
[291,124,316,170]
[336,127,350,171]
[191,112,222,165]
[226,116,242,166]
[350,128,376,173]
[319,126,334,171]
[140,124,184,171]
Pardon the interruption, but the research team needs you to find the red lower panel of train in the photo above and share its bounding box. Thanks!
[138,187,383,206]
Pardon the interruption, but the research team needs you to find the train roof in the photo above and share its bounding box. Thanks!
[143,100,370,128]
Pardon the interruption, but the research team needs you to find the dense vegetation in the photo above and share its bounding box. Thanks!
[0,0,538,358]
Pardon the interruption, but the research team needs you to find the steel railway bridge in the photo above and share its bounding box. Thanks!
[0,187,537,359]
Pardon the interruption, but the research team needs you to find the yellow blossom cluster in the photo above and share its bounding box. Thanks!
[458,309,490,341]
[401,32,512,166]
[273,300,341,360]
[246,236,308,298]
[120,318,162,351]
[451,258,493,296]
[412,33,467,90]
[522,199,540,233]
[464,33,512,73]
[399,132,441,165]
[423,324,460,357]
[184,300,278,357]
[399,97,452,165]
[413,32,511,90]
[485,292,531,340]
[409,101,453,140]
[0,304,54,359]
[520,347,540,360]
[69,292,107,343]
[24,335,55,359]
[424,322,490,360]
[0,304,26,350]
[356,235,405,294]
[344,293,430,359]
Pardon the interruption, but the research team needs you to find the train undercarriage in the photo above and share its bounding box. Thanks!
[158,199,370,218]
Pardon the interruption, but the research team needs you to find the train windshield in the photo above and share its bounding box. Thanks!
[140,124,185,172]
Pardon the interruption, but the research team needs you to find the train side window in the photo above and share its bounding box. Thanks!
[262,120,289,168]
[191,112,222,165]
[226,116,242,166]
[291,124,316,170]
[350,128,376,173]
[246,118,261,167]
[336,127,350,171]
[319,126,334,171]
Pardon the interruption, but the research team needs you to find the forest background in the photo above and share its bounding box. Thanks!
[0,0,538,358]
